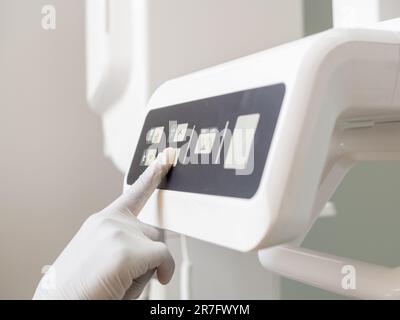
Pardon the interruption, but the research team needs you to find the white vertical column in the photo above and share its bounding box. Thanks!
[333,0,400,28]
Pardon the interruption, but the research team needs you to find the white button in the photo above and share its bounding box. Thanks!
[151,126,164,144]
[194,128,218,154]
[224,114,260,170]
[169,123,178,142]
[173,123,188,142]
[140,148,157,166]
[146,128,155,143]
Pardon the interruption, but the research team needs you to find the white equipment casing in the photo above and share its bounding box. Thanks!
[125,19,400,299]
[128,25,400,253]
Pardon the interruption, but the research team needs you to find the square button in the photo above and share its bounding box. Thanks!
[140,149,157,166]
[194,128,217,154]
[151,126,164,144]
[168,123,178,143]
[146,128,155,143]
[173,123,188,142]
[224,113,260,170]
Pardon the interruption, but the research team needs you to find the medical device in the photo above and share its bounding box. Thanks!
[125,19,400,298]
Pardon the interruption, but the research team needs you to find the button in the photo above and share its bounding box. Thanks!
[140,148,158,166]
[169,123,178,143]
[146,128,155,143]
[224,113,260,170]
[173,123,188,142]
[194,128,218,154]
[151,126,164,144]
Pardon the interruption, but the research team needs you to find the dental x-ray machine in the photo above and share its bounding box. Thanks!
[87,0,400,299]
[125,20,400,299]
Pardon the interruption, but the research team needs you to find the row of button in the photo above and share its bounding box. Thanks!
[140,113,260,170]
[141,127,218,167]
[146,123,189,144]
[140,147,180,167]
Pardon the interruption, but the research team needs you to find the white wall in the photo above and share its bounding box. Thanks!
[0,0,123,299]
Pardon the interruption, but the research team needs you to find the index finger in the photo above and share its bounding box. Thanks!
[112,147,176,216]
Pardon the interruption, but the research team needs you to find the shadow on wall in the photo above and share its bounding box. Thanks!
[302,0,333,36]
[0,0,123,299]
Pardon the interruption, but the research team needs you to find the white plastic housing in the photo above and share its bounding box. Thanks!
[128,23,400,253]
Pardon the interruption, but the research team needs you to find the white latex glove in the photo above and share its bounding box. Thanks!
[33,148,176,300]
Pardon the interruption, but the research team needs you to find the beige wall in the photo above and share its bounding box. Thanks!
[0,0,123,299]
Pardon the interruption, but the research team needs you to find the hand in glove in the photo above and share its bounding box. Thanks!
[33,148,176,300]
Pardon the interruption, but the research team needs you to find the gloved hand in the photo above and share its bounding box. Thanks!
[33,148,176,300]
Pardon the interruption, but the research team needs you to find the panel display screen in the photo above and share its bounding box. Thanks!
[127,83,285,198]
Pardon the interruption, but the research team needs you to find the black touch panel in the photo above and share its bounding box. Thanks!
[127,83,285,199]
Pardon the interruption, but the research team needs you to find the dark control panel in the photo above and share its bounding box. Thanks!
[127,83,285,199]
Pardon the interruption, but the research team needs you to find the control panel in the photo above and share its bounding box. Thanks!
[127,83,285,198]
